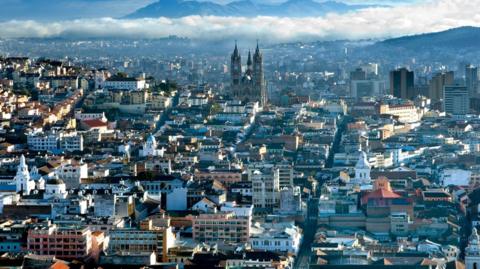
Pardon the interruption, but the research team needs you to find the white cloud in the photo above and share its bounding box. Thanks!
[0,0,478,43]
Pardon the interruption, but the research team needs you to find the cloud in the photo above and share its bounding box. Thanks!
[0,0,478,43]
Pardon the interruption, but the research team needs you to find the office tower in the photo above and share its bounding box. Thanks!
[390,68,415,99]
[361,63,379,77]
[350,68,367,80]
[443,85,469,115]
[466,64,479,97]
[429,71,454,102]
[351,80,386,99]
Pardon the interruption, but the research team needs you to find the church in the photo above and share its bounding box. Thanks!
[230,42,267,106]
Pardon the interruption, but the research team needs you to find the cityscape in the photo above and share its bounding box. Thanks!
[0,0,480,269]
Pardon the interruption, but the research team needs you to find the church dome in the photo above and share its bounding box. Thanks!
[146,134,156,144]
[470,228,480,245]
[355,151,370,169]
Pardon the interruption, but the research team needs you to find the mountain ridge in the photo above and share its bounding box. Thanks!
[124,0,381,18]
[376,26,480,50]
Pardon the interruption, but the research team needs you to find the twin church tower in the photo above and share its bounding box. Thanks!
[230,42,267,106]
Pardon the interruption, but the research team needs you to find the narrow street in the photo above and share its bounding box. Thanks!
[295,197,318,269]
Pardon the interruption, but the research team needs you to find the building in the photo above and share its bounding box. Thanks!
[139,134,165,158]
[107,220,174,262]
[27,224,100,261]
[251,167,280,210]
[276,162,294,189]
[27,132,59,152]
[249,221,302,255]
[390,68,414,99]
[231,42,267,106]
[55,161,88,189]
[465,228,480,269]
[443,85,469,115]
[192,212,250,243]
[351,80,386,99]
[74,110,107,122]
[27,131,83,152]
[15,155,35,195]
[379,103,421,123]
[350,68,367,80]
[352,151,371,186]
[44,177,68,200]
[104,76,146,91]
[429,71,454,102]
[466,64,479,97]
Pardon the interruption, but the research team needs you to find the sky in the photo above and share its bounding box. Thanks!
[0,0,477,43]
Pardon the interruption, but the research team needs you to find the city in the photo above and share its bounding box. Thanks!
[0,1,479,269]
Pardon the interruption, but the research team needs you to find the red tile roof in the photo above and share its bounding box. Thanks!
[82,119,107,128]
[361,188,401,205]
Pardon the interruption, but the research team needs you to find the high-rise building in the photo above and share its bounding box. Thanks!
[443,85,469,115]
[250,167,280,209]
[350,68,367,80]
[466,64,479,97]
[231,42,267,106]
[389,68,414,99]
[428,71,454,102]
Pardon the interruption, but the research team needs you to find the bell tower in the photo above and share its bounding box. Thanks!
[466,227,480,269]
[253,41,267,106]
[231,41,242,98]
[15,155,35,195]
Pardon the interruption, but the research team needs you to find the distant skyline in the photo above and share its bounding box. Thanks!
[0,0,476,43]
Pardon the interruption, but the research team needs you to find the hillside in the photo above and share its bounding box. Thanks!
[125,0,378,18]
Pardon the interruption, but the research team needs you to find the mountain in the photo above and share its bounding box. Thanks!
[364,26,480,62]
[0,0,155,21]
[376,26,480,50]
[124,0,380,18]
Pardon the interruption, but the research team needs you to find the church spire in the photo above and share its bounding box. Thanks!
[15,154,34,195]
[233,40,239,58]
[247,50,252,70]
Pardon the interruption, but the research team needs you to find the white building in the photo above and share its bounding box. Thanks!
[27,132,59,151]
[27,131,83,152]
[139,134,165,158]
[249,221,302,255]
[44,177,67,200]
[74,110,107,122]
[104,76,146,91]
[251,168,280,209]
[465,228,480,269]
[379,103,421,123]
[54,161,88,189]
[15,155,35,195]
[220,201,253,226]
[353,151,371,186]
[60,133,84,152]
[278,187,304,215]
